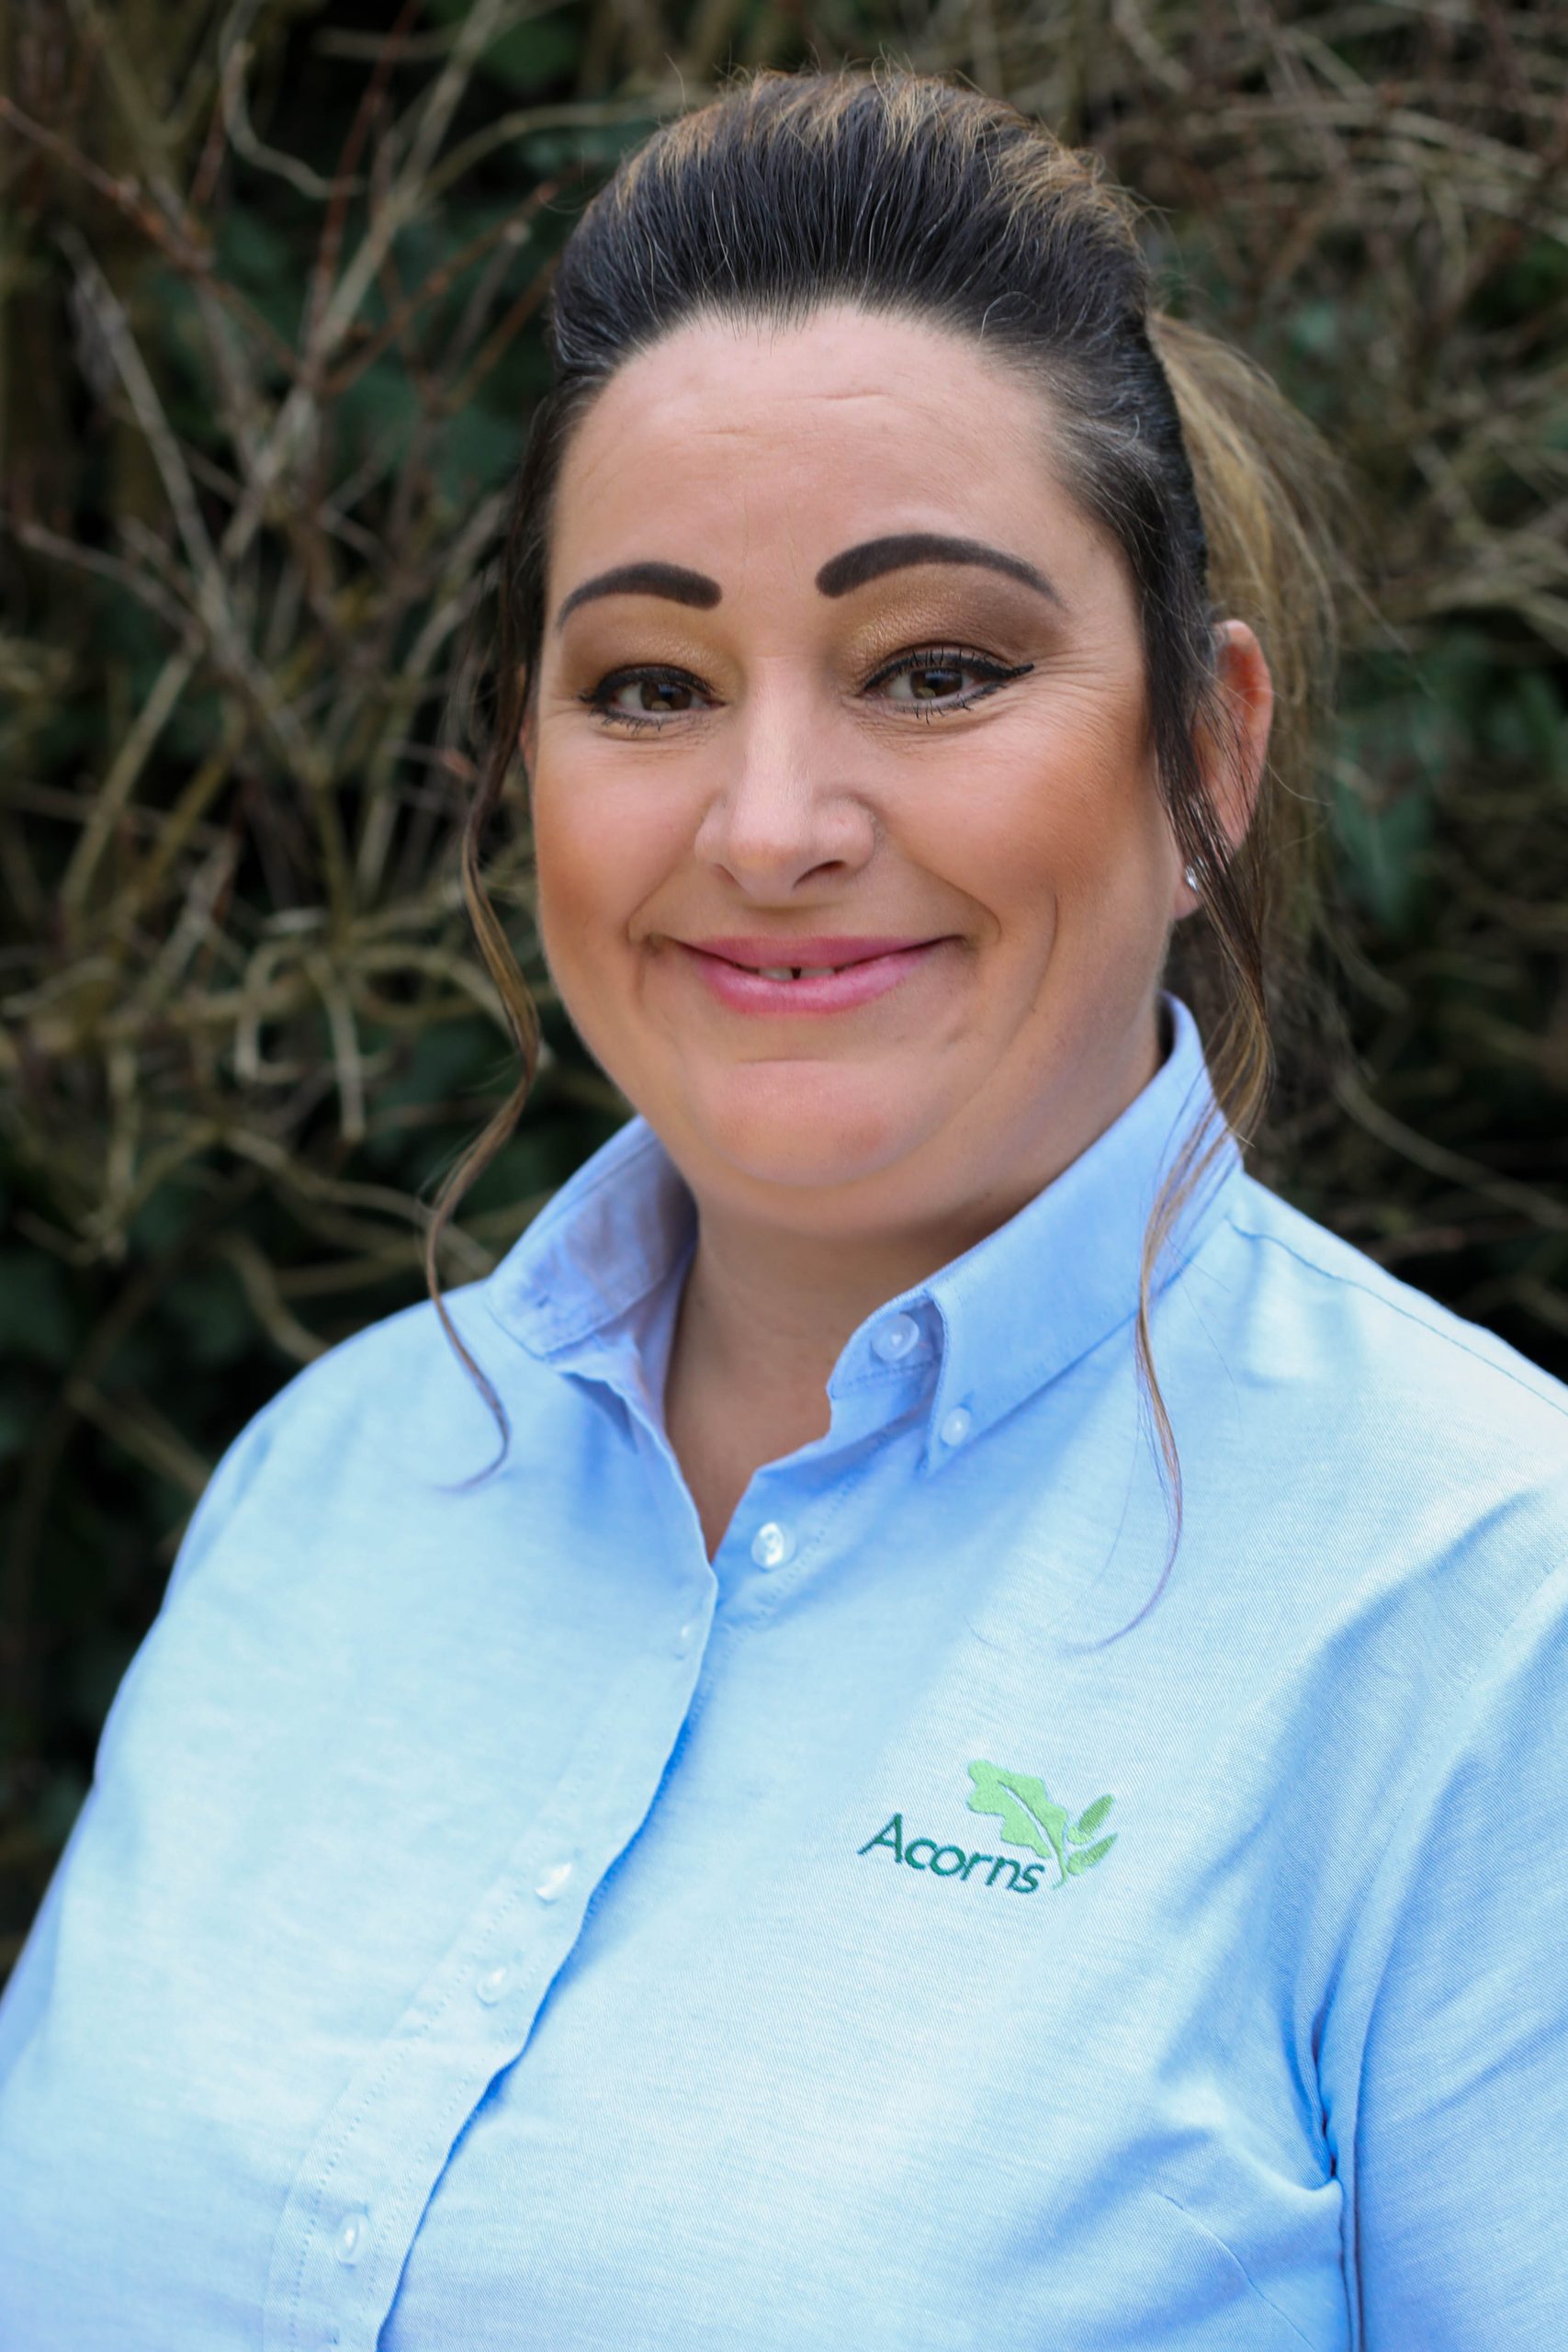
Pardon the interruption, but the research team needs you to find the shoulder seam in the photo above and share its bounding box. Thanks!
[1223,1206,1568,1430]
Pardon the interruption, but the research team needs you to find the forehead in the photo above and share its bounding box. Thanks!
[577,301,1035,432]
[550,304,1078,571]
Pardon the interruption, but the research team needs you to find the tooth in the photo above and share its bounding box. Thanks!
[757,966,795,979]
[798,966,837,978]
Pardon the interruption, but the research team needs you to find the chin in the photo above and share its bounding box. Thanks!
[711,1139,895,1194]
[678,1069,920,1193]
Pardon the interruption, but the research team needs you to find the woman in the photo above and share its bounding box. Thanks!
[2,62,1564,2352]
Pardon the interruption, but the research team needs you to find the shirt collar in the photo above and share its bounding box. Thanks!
[480,993,1241,1472]
[906,991,1239,1471]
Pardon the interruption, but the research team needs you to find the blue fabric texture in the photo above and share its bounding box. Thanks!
[2,992,1565,2351]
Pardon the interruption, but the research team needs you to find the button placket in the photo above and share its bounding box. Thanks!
[470,1842,578,2006]
[265,1660,660,2352]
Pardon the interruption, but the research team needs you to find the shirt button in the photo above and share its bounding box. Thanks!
[872,1312,919,1363]
[334,2210,369,2266]
[751,1520,796,1569]
[675,1617,700,1656]
[535,1859,574,1903]
[475,1962,511,2004]
[940,1405,973,1447]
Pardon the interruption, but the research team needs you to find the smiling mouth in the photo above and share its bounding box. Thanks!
[674,938,953,1018]
[698,944,946,978]
[739,961,857,979]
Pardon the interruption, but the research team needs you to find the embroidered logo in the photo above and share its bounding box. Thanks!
[855,1761,1117,1895]
[964,1759,1117,1884]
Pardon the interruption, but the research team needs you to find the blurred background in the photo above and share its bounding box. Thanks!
[2,0,1565,1986]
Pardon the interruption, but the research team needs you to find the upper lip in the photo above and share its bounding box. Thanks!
[679,935,944,969]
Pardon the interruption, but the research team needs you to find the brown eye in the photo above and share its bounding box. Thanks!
[900,662,967,702]
[579,668,714,730]
[578,647,1032,733]
[620,678,698,717]
[869,647,1032,718]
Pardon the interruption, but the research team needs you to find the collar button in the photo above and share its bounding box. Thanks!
[872,1312,920,1363]
[939,1405,974,1448]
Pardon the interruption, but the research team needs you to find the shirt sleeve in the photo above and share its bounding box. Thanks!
[0,1383,293,2090]
[1346,1549,1568,2349]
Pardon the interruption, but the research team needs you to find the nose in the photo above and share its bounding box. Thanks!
[691,675,876,896]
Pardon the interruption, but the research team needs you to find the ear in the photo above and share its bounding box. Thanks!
[1175,618,1273,919]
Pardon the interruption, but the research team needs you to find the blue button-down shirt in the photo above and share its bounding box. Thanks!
[3,993,1566,2351]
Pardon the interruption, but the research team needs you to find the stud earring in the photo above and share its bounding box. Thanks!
[1183,865,1201,891]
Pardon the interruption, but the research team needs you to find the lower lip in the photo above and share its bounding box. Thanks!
[675,940,950,1014]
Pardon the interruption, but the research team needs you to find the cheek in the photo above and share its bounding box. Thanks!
[529,801,584,973]
[531,790,591,915]
[529,775,621,1019]
[948,705,1160,914]
[531,764,657,942]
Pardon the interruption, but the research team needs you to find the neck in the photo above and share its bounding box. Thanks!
[667,1197,992,1426]
[660,1195,1004,1551]
[663,996,1171,1432]
[658,997,1170,1561]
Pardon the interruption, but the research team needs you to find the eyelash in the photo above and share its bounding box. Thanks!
[576,646,1033,732]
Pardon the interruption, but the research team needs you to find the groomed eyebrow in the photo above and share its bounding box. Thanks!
[552,533,1062,631]
[815,532,1062,605]
[554,561,721,632]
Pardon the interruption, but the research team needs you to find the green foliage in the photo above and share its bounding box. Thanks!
[425,0,584,93]
[2,0,1565,1979]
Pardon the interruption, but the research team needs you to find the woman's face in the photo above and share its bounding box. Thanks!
[524,304,1267,1243]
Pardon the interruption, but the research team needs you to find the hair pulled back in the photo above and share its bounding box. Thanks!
[432,62,1347,1637]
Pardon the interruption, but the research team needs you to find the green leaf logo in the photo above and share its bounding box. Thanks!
[966,1760,1117,1888]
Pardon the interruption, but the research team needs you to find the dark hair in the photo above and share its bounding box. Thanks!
[431,62,1348,1636]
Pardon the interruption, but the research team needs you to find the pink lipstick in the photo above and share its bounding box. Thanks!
[673,937,952,1015]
